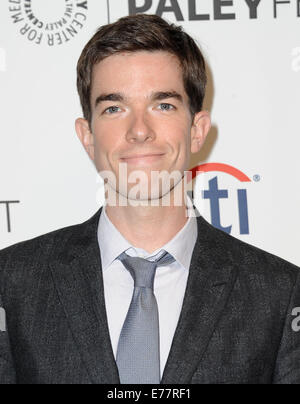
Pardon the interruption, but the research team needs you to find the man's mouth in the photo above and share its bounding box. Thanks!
[120,154,165,165]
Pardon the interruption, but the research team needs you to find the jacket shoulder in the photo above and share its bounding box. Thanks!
[0,222,81,264]
[199,216,300,280]
[0,208,102,285]
[197,218,300,316]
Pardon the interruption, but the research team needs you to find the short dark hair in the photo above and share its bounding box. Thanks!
[77,14,207,126]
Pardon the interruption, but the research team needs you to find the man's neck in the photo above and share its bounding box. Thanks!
[105,187,190,254]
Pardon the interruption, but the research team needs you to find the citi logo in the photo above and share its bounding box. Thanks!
[190,163,253,236]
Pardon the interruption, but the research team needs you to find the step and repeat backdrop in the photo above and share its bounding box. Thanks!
[0,0,299,265]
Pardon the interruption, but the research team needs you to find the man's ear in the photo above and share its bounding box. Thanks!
[190,111,211,154]
[75,118,95,161]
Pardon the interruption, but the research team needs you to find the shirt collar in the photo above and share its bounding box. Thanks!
[97,194,198,272]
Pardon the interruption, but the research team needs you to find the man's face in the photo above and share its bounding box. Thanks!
[76,50,210,202]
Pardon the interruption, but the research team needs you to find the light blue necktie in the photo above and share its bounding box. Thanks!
[116,250,175,384]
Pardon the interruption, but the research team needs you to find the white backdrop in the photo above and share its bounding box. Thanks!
[0,0,299,266]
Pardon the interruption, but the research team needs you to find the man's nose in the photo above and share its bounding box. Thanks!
[126,111,155,143]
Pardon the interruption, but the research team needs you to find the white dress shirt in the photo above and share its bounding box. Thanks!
[97,195,198,379]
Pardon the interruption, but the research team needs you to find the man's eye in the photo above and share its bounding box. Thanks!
[103,104,175,114]
[104,106,121,114]
[158,103,175,111]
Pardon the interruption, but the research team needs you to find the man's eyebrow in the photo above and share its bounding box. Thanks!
[94,91,183,108]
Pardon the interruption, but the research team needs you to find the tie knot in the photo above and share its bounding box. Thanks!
[117,250,175,289]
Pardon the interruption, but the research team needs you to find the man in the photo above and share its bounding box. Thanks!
[0,14,300,385]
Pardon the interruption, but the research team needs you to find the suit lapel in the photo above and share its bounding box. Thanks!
[161,214,239,384]
[49,207,120,384]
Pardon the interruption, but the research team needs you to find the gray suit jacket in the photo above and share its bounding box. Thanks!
[0,206,300,384]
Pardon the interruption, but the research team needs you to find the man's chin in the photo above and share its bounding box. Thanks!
[119,187,170,204]
[105,184,186,208]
